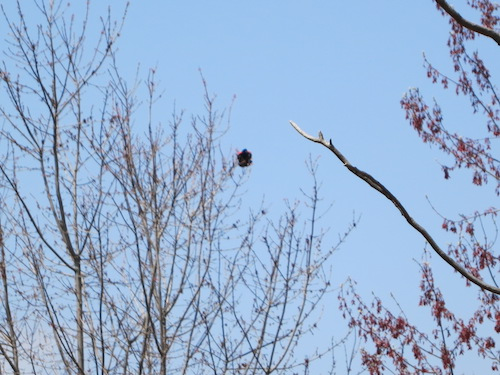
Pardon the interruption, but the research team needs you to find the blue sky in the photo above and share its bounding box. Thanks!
[2,0,497,373]
[114,3,487,279]
[115,1,497,372]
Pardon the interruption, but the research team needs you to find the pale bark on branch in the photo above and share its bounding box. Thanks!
[289,120,500,295]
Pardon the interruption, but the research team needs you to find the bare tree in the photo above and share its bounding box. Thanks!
[0,1,355,374]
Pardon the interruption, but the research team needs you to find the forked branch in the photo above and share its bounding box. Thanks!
[289,120,500,295]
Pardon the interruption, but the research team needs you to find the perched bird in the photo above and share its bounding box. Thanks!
[237,149,252,167]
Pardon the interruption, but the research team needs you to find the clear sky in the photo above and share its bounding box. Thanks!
[2,1,497,373]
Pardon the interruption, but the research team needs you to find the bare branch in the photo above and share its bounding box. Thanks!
[435,0,500,45]
[289,120,500,295]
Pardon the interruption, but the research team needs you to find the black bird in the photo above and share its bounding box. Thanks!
[237,149,252,167]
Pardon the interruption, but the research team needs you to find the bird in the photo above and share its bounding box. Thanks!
[237,149,252,167]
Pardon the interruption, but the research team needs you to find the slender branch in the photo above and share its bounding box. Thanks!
[435,0,500,45]
[289,120,500,295]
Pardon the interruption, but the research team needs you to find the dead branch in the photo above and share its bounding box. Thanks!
[289,120,500,295]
